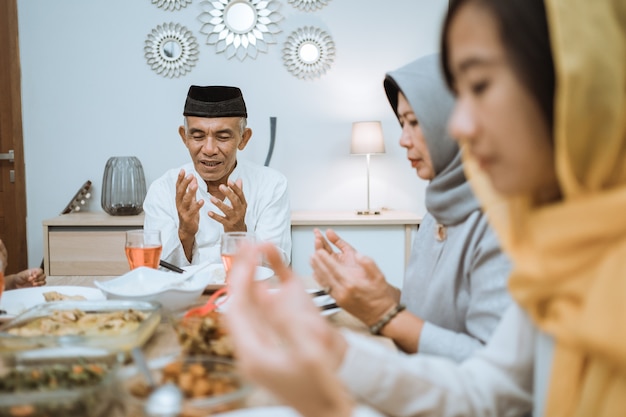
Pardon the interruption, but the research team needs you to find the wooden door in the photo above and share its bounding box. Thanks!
[0,0,28,274]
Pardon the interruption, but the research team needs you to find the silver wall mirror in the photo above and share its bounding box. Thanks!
[298,41,320,64]
[224,1,257,33]
[161,39,182,60]
[151,0,192,11]
[199,0,283,61]
[283,26,336,80]
[145,23,199,78]
[288,0,331,12]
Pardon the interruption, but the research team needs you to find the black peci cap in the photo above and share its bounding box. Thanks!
[183,85,247,118]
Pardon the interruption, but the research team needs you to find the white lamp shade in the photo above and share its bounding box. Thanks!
[350,121,386,155]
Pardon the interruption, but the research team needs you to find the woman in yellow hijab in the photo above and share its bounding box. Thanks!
[442,0,626,415]
[222,0,626,416]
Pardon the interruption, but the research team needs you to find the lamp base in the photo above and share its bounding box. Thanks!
[356,209,381,215]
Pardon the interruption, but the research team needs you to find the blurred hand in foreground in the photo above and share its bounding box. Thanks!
[225,242,354,417]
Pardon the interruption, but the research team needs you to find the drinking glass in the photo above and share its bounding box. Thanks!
[125,230,162,270]
[220,232,256,275]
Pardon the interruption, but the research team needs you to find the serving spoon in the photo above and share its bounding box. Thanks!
[131,347,182,417]
[183,286,229,318]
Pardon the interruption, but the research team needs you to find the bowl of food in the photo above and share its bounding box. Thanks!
[95,265,218,312]
[170,309,235,358]
[121,355,251,417]
[0,347,122,417]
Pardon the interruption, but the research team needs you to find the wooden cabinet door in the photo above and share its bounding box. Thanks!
[48,230,133,276]
[0,0,28,273]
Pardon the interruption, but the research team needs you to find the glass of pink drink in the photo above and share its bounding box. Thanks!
[220,232,256,276]
[125,230,162,270]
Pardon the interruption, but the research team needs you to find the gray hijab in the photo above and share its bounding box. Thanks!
[384,54,479,225]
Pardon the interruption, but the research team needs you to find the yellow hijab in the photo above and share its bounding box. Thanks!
[463,0,626,415]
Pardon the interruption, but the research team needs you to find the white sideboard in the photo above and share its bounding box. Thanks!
[43,210,421,284]
[290,210,422,289]
[42,212,144,276]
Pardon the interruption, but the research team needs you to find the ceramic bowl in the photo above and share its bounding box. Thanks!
[95,266,216,312]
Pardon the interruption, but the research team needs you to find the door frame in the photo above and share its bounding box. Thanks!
[0,0,29,274]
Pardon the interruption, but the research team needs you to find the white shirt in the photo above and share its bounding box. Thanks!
[340,303,555,417]
[143,159,291,267]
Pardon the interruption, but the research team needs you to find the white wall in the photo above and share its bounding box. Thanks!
[17,0,448,269]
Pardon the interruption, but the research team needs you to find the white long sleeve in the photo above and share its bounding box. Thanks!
[338,304,534,417]
[144,159,291,267]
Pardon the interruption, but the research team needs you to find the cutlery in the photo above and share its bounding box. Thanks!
[319,302,339,311]
[131,347,182,417]
[159,260,184,274]
[145,383,183,417]
[309,289,328,297]
[184,286,229,318]
[130,347,156,388]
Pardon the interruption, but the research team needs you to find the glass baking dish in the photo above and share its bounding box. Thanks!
[0,347,123,417]
[0,300,162,353]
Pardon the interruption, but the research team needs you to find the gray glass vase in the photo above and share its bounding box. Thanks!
[101,156,147,215]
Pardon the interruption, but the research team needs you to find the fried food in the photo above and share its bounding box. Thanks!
[6,309,147,337]
[176,310,234,358]
[43,291,87,302]
[128,358,242,417]
[129,359,239,399]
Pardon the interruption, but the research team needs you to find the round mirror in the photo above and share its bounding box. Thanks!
[199,0,283,61]
[161,39,182,61]
[145,22,199,78]
[298,42,320,64]
[283,26,336,80]
[224,1,257,34]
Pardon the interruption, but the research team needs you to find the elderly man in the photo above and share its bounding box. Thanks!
[144,85,291,267]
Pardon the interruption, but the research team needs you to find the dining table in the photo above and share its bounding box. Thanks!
[40,273,398,415]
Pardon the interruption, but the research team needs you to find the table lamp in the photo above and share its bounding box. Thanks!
[351,121,386,215]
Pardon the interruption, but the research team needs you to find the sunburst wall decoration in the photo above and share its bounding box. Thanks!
[144,23,199,78]
[199,0,283,61]
[282,26,336,80]
[287,0,331,12]
[151,0,193,11]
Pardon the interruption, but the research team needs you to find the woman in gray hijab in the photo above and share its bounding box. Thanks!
[311,54,511,361]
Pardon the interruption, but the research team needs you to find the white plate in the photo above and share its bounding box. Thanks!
[0,286,105,319]
[214,406,301,417]
[184,263,275,291]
